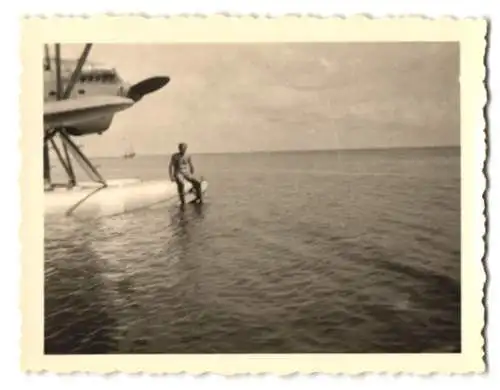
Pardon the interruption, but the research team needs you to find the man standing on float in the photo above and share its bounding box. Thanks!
[169,142,203,205]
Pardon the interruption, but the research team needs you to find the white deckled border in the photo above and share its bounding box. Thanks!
[19,15,487,375]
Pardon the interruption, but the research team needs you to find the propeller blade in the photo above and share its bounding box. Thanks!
[126,76,170,102]
[62,43,92,99]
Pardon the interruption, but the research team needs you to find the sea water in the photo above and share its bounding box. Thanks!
[44,147,461,353]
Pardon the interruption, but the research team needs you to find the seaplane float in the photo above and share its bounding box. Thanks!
[43,43,208,220]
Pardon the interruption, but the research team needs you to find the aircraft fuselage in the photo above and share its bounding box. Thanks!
[43,58,130,136]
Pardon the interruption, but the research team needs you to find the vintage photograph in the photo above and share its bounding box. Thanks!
[21,16,486,374]
[43,41,462,354]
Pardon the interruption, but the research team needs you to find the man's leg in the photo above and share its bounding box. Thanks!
[184,174,203,203]
[174,175,185,205]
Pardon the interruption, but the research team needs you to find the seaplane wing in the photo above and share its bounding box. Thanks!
[44,95,134,129]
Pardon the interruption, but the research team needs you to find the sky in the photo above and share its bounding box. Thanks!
[60,42,459,156]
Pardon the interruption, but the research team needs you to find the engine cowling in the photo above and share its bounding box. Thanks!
[65,114,114,136]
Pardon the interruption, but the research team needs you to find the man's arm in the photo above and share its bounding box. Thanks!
[168,155,175,180]
[188,156,195,174]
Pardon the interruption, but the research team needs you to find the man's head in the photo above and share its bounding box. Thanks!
[178,142,187,155]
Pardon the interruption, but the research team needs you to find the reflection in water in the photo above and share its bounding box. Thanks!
[171,204,206,250]
[44,221,119,354]
[45,203,210,354]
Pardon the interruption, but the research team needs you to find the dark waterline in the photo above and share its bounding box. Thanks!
[87,145,460,160]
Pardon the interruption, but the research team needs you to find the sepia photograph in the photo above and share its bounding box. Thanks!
[21,16,486,374]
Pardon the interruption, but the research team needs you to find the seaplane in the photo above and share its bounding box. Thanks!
[43,43,208,220]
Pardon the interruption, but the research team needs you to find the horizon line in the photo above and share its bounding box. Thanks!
[85,144,460,159]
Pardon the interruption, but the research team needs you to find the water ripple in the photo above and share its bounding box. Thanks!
[44,149,461,354]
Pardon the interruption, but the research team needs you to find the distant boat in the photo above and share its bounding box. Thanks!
[122,139,136,159]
